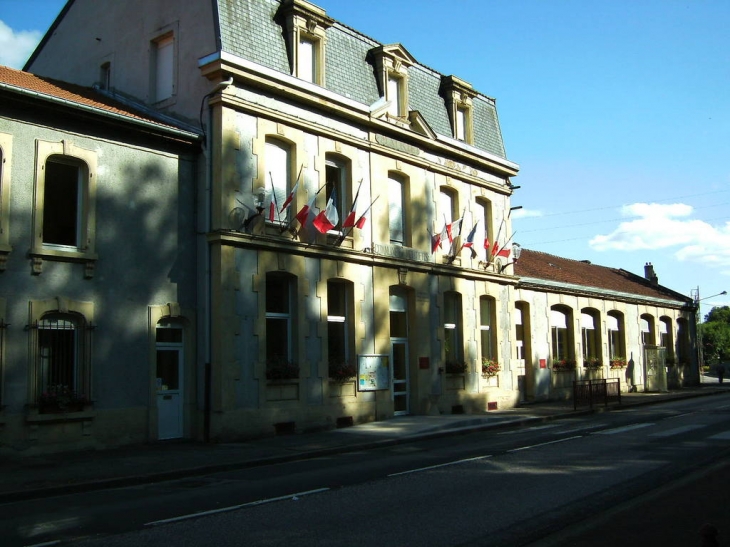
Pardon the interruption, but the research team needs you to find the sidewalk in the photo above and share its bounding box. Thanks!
[1,384,728,504]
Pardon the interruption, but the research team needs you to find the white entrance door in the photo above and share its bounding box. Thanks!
[156,324,183,440]
[391,339,409,415]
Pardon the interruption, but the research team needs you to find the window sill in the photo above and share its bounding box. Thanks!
[26,407,96,424]
[29,247,98,277]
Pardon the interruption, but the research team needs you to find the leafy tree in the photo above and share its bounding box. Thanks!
[705,305,730,324]
[701,306,730,364]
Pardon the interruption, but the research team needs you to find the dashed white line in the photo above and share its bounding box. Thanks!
[592,423,654,435]
[388,455,493,476]
[145,488,330,526]
[507,435,583,452]
[708,430,730,441]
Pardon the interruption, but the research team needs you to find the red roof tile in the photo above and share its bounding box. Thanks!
[514,249,689,303]
[0,65,194,135]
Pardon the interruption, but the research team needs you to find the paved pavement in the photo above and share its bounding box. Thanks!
[1,383,729,509]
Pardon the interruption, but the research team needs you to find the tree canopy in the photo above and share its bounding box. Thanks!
[701,306,730,364]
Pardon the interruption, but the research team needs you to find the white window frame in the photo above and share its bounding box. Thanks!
[265,138,292,225]
[388,173,405,246]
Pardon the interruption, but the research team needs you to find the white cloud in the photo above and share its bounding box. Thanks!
[590,202,730,271]
[0,20,42,69]
[511,208,542,219]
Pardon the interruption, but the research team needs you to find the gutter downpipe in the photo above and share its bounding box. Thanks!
[200,77,232,442]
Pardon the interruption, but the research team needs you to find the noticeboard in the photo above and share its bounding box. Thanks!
[357,354,389,392]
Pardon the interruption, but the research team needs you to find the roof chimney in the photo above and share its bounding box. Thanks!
[644,262,658,285]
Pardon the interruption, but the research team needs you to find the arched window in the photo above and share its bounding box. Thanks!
[550,306,574,364]
[32,312,93,411]
[43,155,88,247]
[581,308,601,365]
[324,154,351,233]
[607,311,626,363]
[641,314,656,346]
[265,138,292,225]
[388,172,409,246]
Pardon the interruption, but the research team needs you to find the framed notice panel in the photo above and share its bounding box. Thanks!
[358,354,389,391]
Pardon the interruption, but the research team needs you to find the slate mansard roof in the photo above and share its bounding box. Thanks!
[215,0,507,159]
[0,65,201,141]
[514,249,694,307]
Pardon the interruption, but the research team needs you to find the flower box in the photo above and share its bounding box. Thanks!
[481,358,501,378]
[552,359,576,372]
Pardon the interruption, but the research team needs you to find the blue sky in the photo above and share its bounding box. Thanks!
[2,0,729,317]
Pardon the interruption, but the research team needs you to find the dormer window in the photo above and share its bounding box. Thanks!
[278,0,334,86]
[369,44,416,123]
[387,73,405,118]
[440,75,477,144]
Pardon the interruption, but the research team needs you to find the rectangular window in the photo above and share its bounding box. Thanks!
[480,297,494,360]
[265,139,292,224]
[44,159,82,247]
[266,274,292,363]
[327,281,354,367]
[444,292,463,366]
[514,305,525,360]
[298,36,316,83]
[456,107,466,141]
[388,174,404,245]
[99,62,111,91]
[387,73,403,117]
[154,35,174,102]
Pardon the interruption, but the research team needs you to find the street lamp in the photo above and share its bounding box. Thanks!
[695,290,727,384]
[499,242,522,273]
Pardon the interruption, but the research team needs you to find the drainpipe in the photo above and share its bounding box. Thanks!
[199,77,233,442]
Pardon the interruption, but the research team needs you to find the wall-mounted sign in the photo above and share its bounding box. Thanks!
[358,354,389,391]
[539,358,547,369]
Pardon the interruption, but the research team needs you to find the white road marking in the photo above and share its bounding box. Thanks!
[592,423,655,435]
[507,435,583,452]
[24,542,61,547]
[498,424,562,435]
[708,430,730,441]
[145,488,330,526]
[388,455,493,476]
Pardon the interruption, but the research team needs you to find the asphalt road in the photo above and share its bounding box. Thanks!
[6,394,730,547]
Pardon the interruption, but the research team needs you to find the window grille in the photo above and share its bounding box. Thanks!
[27,314,94,404]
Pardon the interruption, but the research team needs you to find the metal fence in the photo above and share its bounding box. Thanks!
[573,378,621,410]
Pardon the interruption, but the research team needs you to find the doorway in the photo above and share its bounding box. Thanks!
[390,288,410,415]
[156,322,184,439]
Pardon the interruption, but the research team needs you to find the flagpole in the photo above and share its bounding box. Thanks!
[449,207,466,257]
[268,172,281,225]
[334,179,363,246]
[335,194,379,246]
[494,231,518,262]
[491,218,505,260]
[283,182,327,234]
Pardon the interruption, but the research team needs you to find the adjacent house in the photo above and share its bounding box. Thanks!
[514,251,697,399]
[0,0,698,454]
[0,66,201,451]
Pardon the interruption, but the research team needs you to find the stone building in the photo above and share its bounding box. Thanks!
[0,0,698,454]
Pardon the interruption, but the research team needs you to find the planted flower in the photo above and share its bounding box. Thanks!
[481,358,501,378]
